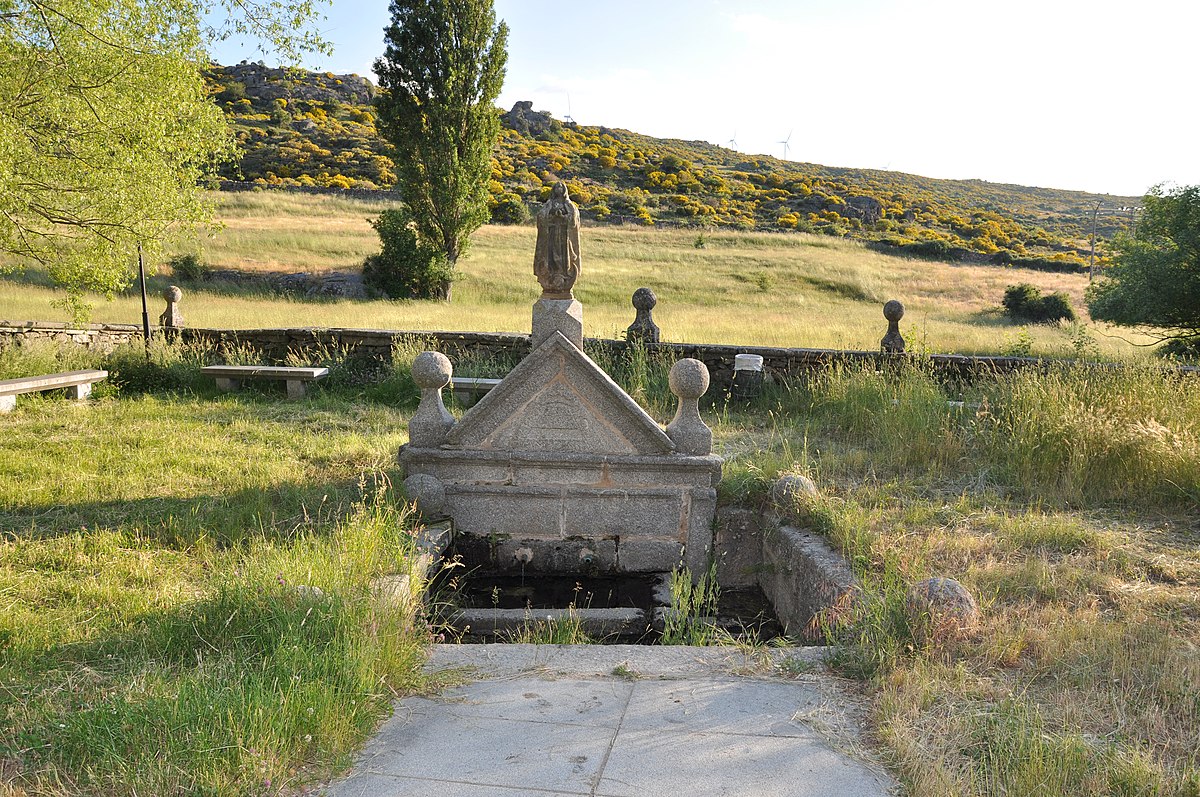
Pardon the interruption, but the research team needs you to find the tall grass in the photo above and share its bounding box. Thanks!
[717,358,1200,796]
[979,366,1200,503]
[3,492,435,796]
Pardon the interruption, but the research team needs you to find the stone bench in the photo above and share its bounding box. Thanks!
[0,369,108,413]
[449,376,502,407]
[201,365,329,400]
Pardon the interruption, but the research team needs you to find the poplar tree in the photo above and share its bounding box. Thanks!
[372,0,508,301]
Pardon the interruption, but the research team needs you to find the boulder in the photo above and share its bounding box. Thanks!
[905,577,980,640]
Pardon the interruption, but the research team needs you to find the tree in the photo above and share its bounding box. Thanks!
[0,0,327,321]
[372,0,508,301]
[1087,184,1200,345]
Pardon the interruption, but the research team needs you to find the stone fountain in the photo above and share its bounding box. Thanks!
[399,182,721,575]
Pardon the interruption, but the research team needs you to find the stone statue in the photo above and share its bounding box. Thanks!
[534,182,581,299]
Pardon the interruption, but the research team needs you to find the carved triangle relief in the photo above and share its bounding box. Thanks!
[447,332,674,456]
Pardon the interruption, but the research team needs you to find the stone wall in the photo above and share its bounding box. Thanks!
[0,321,142,351]
[169,326,1110,389]
[4,321,1197,385]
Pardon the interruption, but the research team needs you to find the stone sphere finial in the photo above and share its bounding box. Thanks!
[411,351,452,390]
[163,285,183,303]
[632,287,657,312]
[627,287,661,344]
[883,299,904,323]
[666,359,712,455]
[669,358,709,400]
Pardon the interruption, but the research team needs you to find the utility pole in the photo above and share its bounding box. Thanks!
[1088,200,1102,282]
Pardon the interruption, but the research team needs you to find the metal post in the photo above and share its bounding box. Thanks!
[137,244,151,358]
[1088,200,1102,282]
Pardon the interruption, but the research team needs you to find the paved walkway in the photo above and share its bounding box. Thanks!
[323,644,897,797]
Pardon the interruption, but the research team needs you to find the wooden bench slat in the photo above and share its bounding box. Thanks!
[0,370,109,397]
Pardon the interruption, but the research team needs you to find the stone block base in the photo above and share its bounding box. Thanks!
[532,298,583,350]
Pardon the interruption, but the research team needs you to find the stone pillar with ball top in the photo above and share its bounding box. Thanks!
[626,287,660,344]
[666,358,713,456]
[408,351,455,447]
[159,286,184,330]
[532,182,583,349]
[881,299,905,354]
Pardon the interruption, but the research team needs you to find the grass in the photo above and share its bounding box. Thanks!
[660,564,722,646]
[0,342,441,795]
[0,190,1162,359]
[711,360,1200,796]
[2,293,1198,794]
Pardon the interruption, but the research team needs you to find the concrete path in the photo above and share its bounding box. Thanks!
[323,644,897,797]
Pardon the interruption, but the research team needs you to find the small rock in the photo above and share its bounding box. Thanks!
[769,474,820,516]
[905,577,979,640]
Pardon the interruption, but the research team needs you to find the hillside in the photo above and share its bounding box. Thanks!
[208,62,1141,270]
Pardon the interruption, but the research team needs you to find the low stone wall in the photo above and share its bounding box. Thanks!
[170,326,1066,390]
[5,322,1197,386]
[714,506,859,640]
[0,321,143,351]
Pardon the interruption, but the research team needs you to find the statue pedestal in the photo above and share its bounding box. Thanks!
[532,298,583,350]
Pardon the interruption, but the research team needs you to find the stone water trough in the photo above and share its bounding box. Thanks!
[397,183,856,642]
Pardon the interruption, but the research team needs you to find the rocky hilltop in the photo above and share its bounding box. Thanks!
[207,63,1140,270]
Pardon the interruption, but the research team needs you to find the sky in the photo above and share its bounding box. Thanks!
[209,0,1200,197]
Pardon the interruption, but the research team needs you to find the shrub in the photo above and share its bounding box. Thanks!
[1158,337,1200,361]
[362,210,453,300]
[1003,283,1076,324]
[169,253,209,281]
[901,239,956,261]
[490,193,529,225]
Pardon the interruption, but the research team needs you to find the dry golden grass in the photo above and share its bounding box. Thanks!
[0,191,1158,359]
[717,362,1200,795]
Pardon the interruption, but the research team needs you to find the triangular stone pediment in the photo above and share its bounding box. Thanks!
[447,332,674,456]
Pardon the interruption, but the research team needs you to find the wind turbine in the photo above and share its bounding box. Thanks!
[726,130,738,149]
[564,93,575,125]
[778,130,792,160]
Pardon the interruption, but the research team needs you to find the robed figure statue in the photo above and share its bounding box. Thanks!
[534,182,581,299]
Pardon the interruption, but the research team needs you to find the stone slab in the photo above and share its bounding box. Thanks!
[759,525,860,639]
[346,711,616,793]
[403,676,634,728]
[325,771,589,797]
[595,727,891,797]
[402,447,722,489]
[199,365,329,380]
[494,537,618,572]
[526,644,831,678]
[424,643,539,676]
[324,645,893,797]
[714,506,764,588]
[446,607,646,639]
[616,538,684,573]
[0,369,108,397]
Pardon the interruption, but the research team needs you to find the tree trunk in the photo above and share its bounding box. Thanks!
[438,243,457,302]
